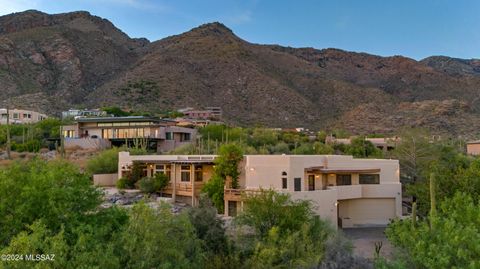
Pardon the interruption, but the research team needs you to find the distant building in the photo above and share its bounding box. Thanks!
[0,108,48,125]
[174,118,224,128]
[62,109,108,119]
[205,106,222,118]
[466,141,480,155]
[326,136,400,153]
[178,106,223,120]
[183,110,215,120]
[62,116,197,152]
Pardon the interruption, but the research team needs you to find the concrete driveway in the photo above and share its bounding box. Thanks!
[343,227,394,259]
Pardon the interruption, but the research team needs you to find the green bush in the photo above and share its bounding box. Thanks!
[86,148,120,175]
[116,178,128,189]
[139,173,170,194]
[139,177,155,193]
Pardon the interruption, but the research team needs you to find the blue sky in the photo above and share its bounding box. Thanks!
[0,0,479,60]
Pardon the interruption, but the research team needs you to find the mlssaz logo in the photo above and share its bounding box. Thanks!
[25,254,55,261]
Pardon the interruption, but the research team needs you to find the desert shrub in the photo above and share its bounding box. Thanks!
[116,178,128,189]
[138,177,155,193]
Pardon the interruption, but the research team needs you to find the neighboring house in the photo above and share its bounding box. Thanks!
[0,108,48,125]
[466,141,480,155]
[61,108,107,119]
[326,136,400,152]
[62,116,196,152]
[174,117,224,128]
[183,110,215,120]
[178,106,223,120]
[205,106,222,118]
[118,153,402,228]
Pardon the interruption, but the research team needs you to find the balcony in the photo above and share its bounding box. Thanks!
[327,185,362,200]
[224,189,263,201]
[163,182,205,196]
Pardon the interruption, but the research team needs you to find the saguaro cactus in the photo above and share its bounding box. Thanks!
[429,172,436,218]
[411,201,417,228]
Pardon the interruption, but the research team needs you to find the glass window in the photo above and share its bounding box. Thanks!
[155,164,171,180]
[282,177,287,189]
[12,113,19,119]
[336,174,352,186]
[359,174,380,184]
[181,165,190,182]
[195,165,203,182]
[308,175,315,191]
[294,177,301,191]
[166,132,173,140]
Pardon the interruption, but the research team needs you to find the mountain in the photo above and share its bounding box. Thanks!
[1,10,480,136]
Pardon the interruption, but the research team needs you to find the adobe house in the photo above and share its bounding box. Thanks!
[118,152,402,228]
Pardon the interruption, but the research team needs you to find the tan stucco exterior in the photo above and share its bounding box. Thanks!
[467,142,480,156]
[118,152,402,228]
[0,108,48,125]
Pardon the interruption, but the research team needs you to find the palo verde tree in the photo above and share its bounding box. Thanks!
[203,143,244,212]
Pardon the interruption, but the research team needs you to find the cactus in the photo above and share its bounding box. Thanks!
[374,241,383,259]
[411,201,417,229]
[430,172,436,218]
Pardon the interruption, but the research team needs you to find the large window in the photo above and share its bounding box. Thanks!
[166,132,173,140]
[359,174,380,184]
[195,165,203,182]
[336,174,352,186]
[101,128,145,139]
[181,165,190,182]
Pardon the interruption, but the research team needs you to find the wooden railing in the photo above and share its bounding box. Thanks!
[165,182,205,193]
[224,188,263,200]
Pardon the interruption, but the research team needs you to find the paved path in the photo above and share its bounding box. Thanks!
[343,227,394,259]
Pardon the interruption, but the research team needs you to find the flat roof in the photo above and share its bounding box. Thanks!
[311,168,381,174]
[76,116,169,123]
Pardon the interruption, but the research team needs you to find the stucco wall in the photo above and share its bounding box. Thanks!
[289,189,338,226]
[93,173,118,187]
[467,144,480,155]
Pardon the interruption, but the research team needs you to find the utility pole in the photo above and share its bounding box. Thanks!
[6,107,11,160]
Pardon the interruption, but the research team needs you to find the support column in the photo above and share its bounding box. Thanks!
[224,199,229,217]
[190,164,195,206]
[172,164,176,203]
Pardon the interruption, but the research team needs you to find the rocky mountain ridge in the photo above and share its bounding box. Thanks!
[1,10,479,136]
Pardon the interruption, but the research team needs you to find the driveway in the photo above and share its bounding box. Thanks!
[343,227,394,259]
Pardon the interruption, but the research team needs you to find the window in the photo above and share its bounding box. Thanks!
[155,164,171,180]
[181,165,190,182]
[12,113,19,119]
[181,133,191,142]
[282,178,287,189]
[359,174,380,184]
[166,132,173,140]
[281,171,287,176]
[336,174,352,186]
[294,177,301,191]
[308,175,315,191]
[195,165,203,182]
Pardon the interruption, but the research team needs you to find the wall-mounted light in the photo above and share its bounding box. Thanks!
[249,167,255,171]
[334,202,339,207]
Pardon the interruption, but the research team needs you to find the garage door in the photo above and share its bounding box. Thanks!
[338,198,395,228]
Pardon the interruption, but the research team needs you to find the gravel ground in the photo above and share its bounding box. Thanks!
[343,227,394,259]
